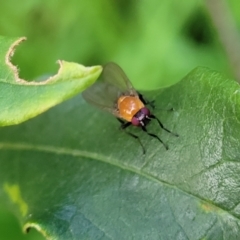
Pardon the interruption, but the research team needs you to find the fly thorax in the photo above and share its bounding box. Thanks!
[117,96,144,122]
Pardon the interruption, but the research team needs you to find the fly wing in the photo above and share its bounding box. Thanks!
[82,80,121,116]
[82,62,138,117]
[102,62,138,96]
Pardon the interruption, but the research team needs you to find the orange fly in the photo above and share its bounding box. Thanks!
[82,62,178,154]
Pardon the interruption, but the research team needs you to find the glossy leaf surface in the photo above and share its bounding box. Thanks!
[0,68,240,239]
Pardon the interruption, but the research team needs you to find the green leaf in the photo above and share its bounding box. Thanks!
[0,36,102,126]
[1,67,240,239]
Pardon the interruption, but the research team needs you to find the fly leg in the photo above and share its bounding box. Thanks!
[138,92,155,109]
[117,118,146,154]
[141,126,168,150]
[150,115,179,137]
[138,92,175,111]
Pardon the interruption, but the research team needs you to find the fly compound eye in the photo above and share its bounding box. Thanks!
[141,107,150,116]
[131,117,140,126]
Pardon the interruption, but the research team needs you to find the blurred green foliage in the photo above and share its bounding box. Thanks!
[0,0,239,239]
[0,0,236,89]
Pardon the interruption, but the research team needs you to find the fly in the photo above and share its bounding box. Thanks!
[82,62,178,154]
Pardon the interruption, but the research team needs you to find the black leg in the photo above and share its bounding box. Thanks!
[138,92,176,112]
[142,126,168,150]
[125,131,146,154]
[150,114,179,137]
[138,92,155,109]
[117,118,124,124]
[117,118,146,154]
[117,118,131,129]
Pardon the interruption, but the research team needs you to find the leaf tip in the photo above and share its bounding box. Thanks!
[23,223,50,239]
[46,60,102,85]
[5,37,27,83]
[57,60,102,75]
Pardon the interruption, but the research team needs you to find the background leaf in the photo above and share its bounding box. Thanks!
[0,0,234,90]
[0,36,102,126]
[1,68,240,239]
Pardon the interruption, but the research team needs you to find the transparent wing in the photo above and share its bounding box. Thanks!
[82,62,138,116]
[103,62,137,96]
[82,80,121,115]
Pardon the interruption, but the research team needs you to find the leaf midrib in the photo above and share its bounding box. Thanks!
[0,141,236,221]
